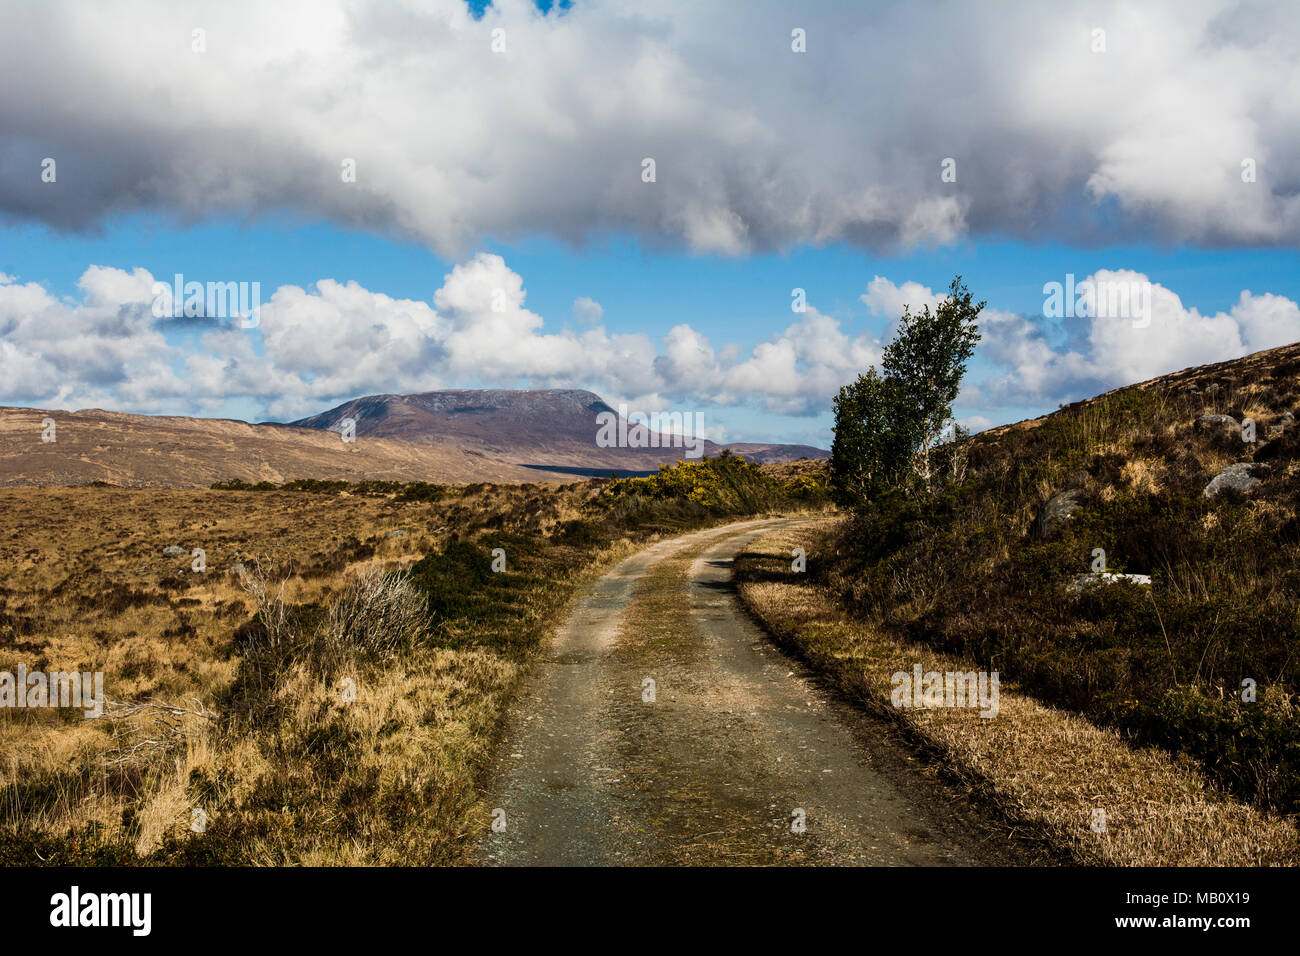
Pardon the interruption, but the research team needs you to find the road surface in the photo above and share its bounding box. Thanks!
[480,517,1016,866]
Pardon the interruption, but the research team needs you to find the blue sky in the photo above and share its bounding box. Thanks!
[1,0,1298,447]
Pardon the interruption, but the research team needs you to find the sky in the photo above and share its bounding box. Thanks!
[1,0,1298,448]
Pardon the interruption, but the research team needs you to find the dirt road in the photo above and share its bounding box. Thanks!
[480,517,1016,866]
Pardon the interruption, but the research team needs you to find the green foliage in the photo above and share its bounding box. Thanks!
[882,276,984,456]
[830,276,983,507]
[210,478,454,500]
[211,478,278,491]
[829,368,911,505]
[1141,687,1300,812]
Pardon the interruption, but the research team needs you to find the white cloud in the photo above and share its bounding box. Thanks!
[573,296,603,325]
[1,0,1297,253]
[862,276,942,320]
[979,270,1300,408]
[3,260,1295,437]
[0,257,884,424]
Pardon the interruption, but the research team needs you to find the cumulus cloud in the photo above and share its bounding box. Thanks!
[865,272,1300,417]
[0,0,1296,254]
[0,255,884,422]
[572,296,603,325]
[3,260,1297,434]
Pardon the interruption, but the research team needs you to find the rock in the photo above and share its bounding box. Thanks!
[386,529,407,538]
[1035,489,1083,539]
[162,545,187,558]
[1197,413,1239,428]
[1203,462,1262,498]
[1071,571,1153,592]
[228,562,246,576]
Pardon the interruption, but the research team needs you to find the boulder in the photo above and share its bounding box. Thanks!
[1035,489,1083,539]
[1071,571,1152,592]
[161,545,187,558]
[1197,413,1239,428]
[1203,462,1262,498]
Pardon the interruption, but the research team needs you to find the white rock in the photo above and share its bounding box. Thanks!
[1070,571,1152,592]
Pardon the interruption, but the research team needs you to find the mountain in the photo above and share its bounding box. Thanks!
[289,389,828,475]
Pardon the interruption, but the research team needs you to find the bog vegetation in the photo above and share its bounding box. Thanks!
[0,456,825,864]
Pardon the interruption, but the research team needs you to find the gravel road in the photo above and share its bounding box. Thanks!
[480,517,1019,866]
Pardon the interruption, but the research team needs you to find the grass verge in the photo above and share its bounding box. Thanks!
[734,518,1300,866]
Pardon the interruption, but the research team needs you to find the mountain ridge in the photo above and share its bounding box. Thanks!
[288,387,829,468]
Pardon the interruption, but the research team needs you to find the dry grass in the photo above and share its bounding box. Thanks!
[0,481,588,861]
[2,461,823,864]
[736,521,1300,865]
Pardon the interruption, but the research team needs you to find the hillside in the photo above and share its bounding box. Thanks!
[0,406,576,488]
[824,340,1300,815]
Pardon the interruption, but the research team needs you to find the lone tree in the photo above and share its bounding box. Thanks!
[829,368,909,504]
[830,276,983,506]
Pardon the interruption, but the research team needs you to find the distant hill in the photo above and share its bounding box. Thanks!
[289,388,828,476]
[0,388,826,488]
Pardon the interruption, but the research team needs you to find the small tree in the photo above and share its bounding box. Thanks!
[830,368,897,506]
[831,276,983,507]
[881,276,983,493]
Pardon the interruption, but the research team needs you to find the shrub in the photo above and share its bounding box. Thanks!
[604,451,786,514]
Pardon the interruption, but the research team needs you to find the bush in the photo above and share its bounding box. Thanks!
[316,566,427,670]
[210,478,454,500]
[604,452,786,514]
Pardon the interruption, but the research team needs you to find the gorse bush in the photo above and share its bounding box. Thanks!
[604,451,792,513]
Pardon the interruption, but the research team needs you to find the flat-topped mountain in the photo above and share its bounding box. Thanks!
[289,389,828,473]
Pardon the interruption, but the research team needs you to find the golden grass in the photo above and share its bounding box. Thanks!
[736,520,1300,866]
[0,482,589,860]
[2,473,794,863]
